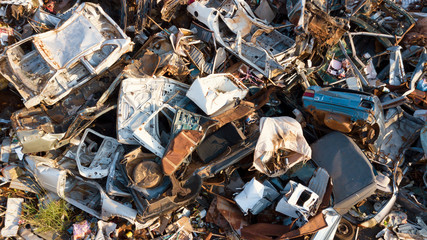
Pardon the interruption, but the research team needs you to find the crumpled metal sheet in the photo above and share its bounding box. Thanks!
[1,198,24,238]
[162,130,204,175]
[187,0,295,78]
[253,116,312,177]
[277,213,328,239]
[24,155,137,223]
[234,178,280,215]
[186,74,249,115]
[378,108,424,164]
[305,2,348,47]
[402,17,427,46]
[117,77,189,145]
[10,77,119,153]
[207,197,250,235]
[75,128,124,179]
[241,223,292,240]
[241,212,327,240]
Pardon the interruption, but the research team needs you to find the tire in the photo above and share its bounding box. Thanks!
[335,218,356,240]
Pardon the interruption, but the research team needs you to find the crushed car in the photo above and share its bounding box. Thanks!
[0,2,133,108]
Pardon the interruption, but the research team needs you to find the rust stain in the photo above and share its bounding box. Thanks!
[33,37,61,69]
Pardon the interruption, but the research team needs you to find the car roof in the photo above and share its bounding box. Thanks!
[33,14,104,69]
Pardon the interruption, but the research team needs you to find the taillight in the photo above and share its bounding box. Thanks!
[359,100,373,109]
[303,90,315,98]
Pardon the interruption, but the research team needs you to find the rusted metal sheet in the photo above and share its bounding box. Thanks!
[402,17,427,47]
[241,213,327,240]
[162,130,204,175]
[277,213,327,239]
[10,62,124,153]
[241,223,291,240]
[306,3,348,47]
[214,197,250,234]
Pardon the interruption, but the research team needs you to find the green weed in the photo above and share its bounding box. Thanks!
[22,199,71,233]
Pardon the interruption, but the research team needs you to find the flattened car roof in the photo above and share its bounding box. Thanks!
[33,12,104,69]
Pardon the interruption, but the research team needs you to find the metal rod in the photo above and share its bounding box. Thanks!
[347,32,402,39]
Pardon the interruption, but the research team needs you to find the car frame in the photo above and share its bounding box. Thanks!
[0,2,133,108]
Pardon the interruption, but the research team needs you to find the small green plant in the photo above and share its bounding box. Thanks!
[23,199,71,233]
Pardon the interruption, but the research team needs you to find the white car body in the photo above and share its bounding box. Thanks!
[0,3,133,108]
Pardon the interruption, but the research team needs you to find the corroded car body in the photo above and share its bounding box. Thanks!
[0,2,133,108]
[303,86,385,146]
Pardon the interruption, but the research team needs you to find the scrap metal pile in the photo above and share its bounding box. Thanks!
[0,0,425,239]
